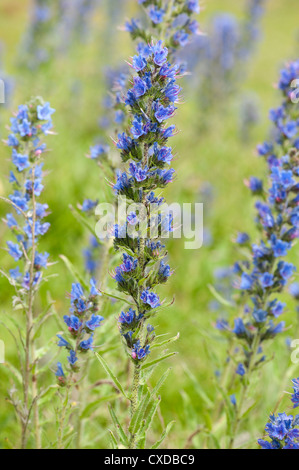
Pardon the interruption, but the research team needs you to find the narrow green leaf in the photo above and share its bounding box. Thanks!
[100,289,133,306]
[150,368,171,398]
[129,389,151,434]
[95,353,128,399]
[151,421,175,449]
[80,394,119,419]
[141,352,177,370]
[70,205,102,241]
[59,255,89,290]
[151,333,180,349]
[109,429,118,449]
[109,405,129,447]
[207,283,234,308]
[138,397,161,439]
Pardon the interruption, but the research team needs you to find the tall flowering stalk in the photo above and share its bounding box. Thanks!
[258,378,299,449]
[1,98,55,448]
[215,60,299,448]
[94,41,182,450]
[54,280,104,448]
[83,0,201,265]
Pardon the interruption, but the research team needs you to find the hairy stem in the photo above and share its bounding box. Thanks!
[129,364,141,449]
[227,333,261,449]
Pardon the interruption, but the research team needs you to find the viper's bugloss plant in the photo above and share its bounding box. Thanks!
[1,97,55,448]
[94,41,183,450]
[258,378,299,449]
[216,59,299,449]
[54,280,104,448]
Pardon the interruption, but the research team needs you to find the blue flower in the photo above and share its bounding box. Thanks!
[85,314,104,331]
[6,213,18,228]
[187,0,200,14]
[129,162,149,182]
[55,362,65,377]
[79,335,94,351]
[12,150,30,172]
[232,318,246,336]
[132,55,147,72]
[67,350,78,366]
[236,363,246,376]
[240,272,253,290]
[7,241,23,261]
[119,308,136,324]
[271,239,290,258]
[132,76,148,98]
[82,199,98,212]
[34,251,49,269]
[259,272,274,288]
[132,341,150,360]
[117,132,133,152]
[155,103,176,122]
[141,289,160,308]
[149,6,165,25]
[151,41,168,66]
[90,143,109,159]
[37,102,55,121]
[57,335,71,348]
[236,232,250,244]
[64,315,82,332]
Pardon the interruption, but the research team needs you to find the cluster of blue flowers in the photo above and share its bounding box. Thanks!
[95,0,200,154]
[112,42,177,363]
[125,0,201,57]
[55,280,104,385]
[4,98,55,293]
[223,60,299,376]
[258,379,299,449]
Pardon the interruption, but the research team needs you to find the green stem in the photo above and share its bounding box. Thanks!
[227,333,261,449]
[22,166,41,449]
[129,364,141,449]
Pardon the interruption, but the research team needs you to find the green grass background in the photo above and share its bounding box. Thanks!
[0,0,299,449]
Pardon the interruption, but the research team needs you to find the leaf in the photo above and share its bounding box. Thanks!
[59,255,89,290]
[109,429,118,449]
[70,205,101,241]
[151,421,175,449]
[137,397,161,439]
[150,368,171,398]
[100,289,133,306]
[95,353,128,399]
[108,405,129,447]
[141,352,177,370]
[129,389,151,434]
[151,333,180,349]
[183,365,214,409]
[207,283,235,308]
[80,394,119,419]
[2,362,23,384]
